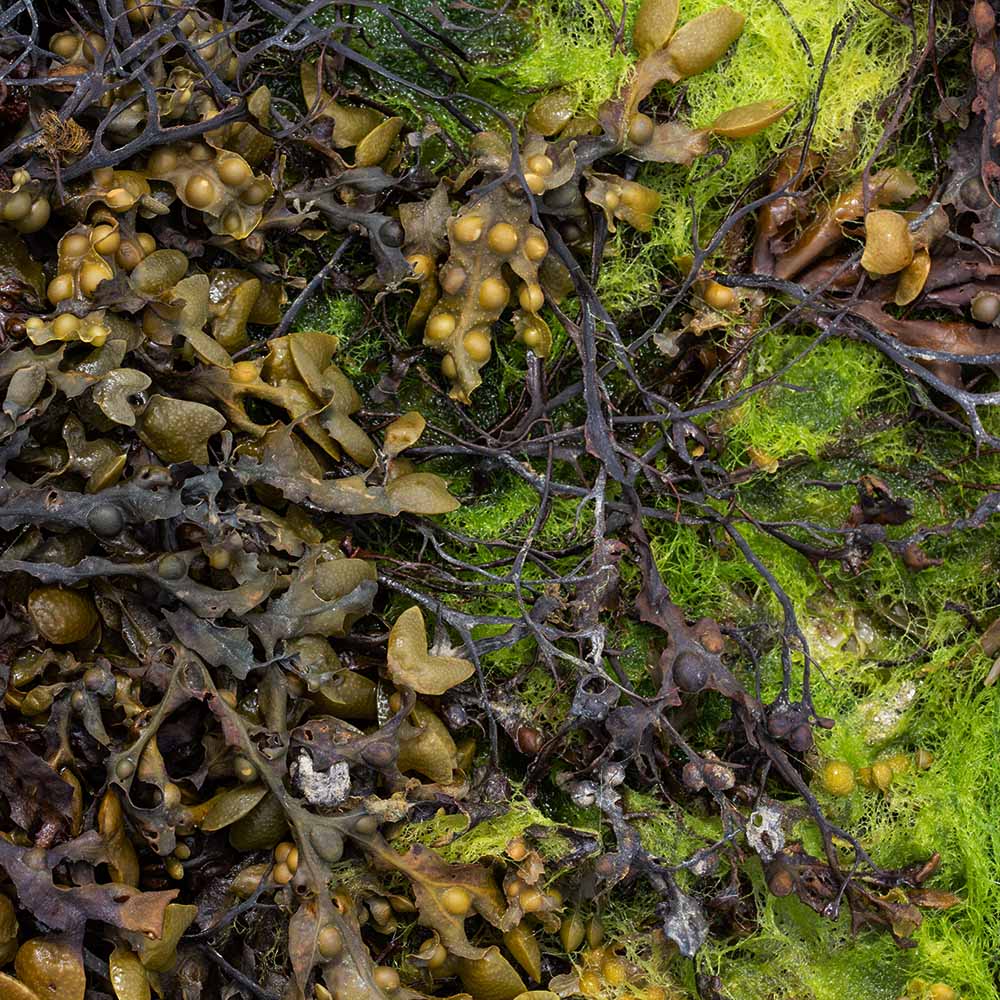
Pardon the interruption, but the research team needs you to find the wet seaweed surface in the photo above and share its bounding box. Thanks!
[0,1,996,999]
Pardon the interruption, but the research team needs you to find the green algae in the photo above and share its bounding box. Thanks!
[497,0,634,116]
[516,315,998,997]
[391,790,587,865]
[637,328,1000,997]
[720,332,903,464]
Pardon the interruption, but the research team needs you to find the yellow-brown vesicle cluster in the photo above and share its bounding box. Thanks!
[415,188,553,401]
[145,144,273,239]
[395,0,789,401]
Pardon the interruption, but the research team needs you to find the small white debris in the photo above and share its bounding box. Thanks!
[746,804,785,862]
[291,751,350,807]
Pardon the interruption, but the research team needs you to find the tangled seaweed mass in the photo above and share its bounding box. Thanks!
[0,0,998,997]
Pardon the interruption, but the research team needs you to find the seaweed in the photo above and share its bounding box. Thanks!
[0,0,992,999]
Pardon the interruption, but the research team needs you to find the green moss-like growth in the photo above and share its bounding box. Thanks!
[595,305,999,998]
[292,293,386,383]
[498,0,633,115]
[391,791,587,865]
[720,332,903,465]
[680,0,930,149]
